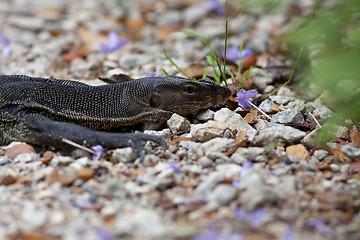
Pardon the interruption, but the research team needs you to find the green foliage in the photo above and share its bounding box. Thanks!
[290,0,360,142]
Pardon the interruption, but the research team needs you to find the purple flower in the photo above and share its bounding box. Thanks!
[204,0,225,15]
[75,198,92,208]
[241,49,254,60]
[0,34,11,56]
[90,145,105,160]
[165,163,182,173]
[232,160,254,187]
[307,219,333,237]
[144,71,158,77]
[100,31,128,54]
[277,226,293,240]
[193,230,219,240]
[221,46,254,62]
[238,160,253,181]
[236,89,258,109]
[235,207,268,228]
[193,230,243,240]
[96,228,114,240]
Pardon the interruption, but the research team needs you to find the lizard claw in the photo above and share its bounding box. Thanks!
[127,133,166,161]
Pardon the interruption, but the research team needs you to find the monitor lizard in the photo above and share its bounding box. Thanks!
[0,75,231,155]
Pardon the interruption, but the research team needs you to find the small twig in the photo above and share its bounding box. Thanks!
[248,101,272,120]
[61,138,95,154]
[308,112,322,128]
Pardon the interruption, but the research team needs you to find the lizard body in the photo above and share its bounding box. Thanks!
[0,75,231,151]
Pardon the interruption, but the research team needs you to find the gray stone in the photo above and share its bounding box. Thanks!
[278,100,306,113]
[191,121,235,142]
[258,99,275,113]
[195,172,224,194]
[255,123,306,144]
[200,138,236,155]
[50,156,74,167]
[308,156,320,167]
[195,109,215,121]
[254,119,269,131]
[241,185,278,211]
[180,140,198,151]
[277,86,296,97]
[251,68,274,91]
[21,205,48,227]
[199,156,213,168]
[334,125,350,139]
[183,6,207,25]
[341,144,360,160]
[271,110,304,124]
[111,147,137,163]
[167,113,191,134]
[330,164,340,172]
[9,16,45,30]
[313,150,329,160]
[144,129,171,139]
[214,108,257,141]
[237,171,264,190]
[119,53,153,69]
[275,176,297,198]
[313,106,333,119]
[206,184,238,209]
[269,96,295,105]
[13,153,38,164]
[114,208,167,236]
[143,154,160,165]
[215,164,242,179]
[302,129,320,148]
[231,147,268,164]
[206,152,230,162]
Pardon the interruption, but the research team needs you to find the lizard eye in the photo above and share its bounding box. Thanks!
[183,85,197,96]
[150,94,162,108]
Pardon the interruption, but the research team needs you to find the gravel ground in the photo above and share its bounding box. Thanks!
[0,0,359,240]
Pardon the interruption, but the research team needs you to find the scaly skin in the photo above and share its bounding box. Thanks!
[0,75,231,152]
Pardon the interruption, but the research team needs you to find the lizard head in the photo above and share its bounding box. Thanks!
[148,76,231,115]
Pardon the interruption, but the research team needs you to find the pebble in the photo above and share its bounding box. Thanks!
[183,6,207,26]
[144,128,171,139]
[5,143,35,160]
[111,147,137,163]
[255,123,306,144]
[167,113,191,133]
[302,128,320,148]
[278,99,306,113]
[269,96,295,105]
[258,99,276,113]
[195,109,215,121]
[119,53,153,69]
[341,144,360,160]
[50,156,75,167]
[253,119,269,131]
[214,108,257,141]
[206,184,238,209]
[191,121,235,142]
[271,109,305,124]
[277,86,296,97]
[334,125,350,140]
[241,185,278,211]
[313,150,329,160]
[199,156,213,168]
[200,138,236,155]
[231,147,267,164]
[251,68,274,91]
[13,153,38,164]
